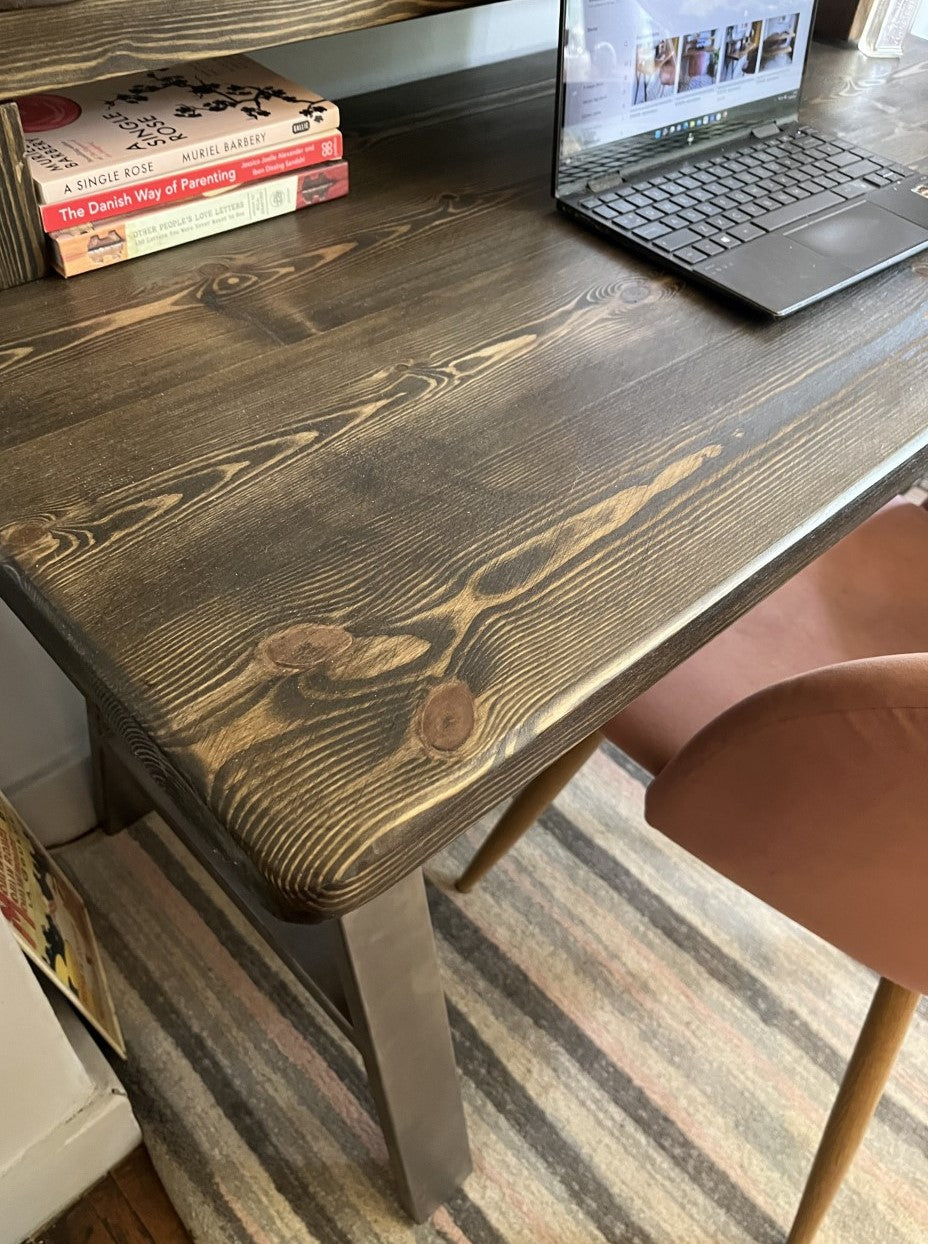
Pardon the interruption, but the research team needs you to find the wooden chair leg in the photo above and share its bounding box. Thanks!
[787,976,919,1244]
[456,731,603,892]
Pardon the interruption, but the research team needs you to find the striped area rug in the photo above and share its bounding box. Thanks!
[62,742,928,1243]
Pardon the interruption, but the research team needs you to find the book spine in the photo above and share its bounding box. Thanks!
[35,105,341,203]
[40,131,343,231]
[49,161,348,278]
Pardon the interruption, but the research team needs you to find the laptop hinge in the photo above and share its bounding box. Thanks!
[584,116,793,193]
[595,127,751,189]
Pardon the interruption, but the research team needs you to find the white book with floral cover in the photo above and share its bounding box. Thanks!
[17,54,340,203]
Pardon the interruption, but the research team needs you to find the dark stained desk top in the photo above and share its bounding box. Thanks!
[1,43,926,919]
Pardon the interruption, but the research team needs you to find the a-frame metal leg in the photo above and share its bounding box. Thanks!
[336,869,472,1221]
[87,704,152,834]
[86,705,471,1220]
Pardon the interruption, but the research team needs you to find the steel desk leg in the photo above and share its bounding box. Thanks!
[336,870,472,1222]
[85,706,471,1220]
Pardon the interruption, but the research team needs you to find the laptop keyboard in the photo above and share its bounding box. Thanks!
[577,129,913,266]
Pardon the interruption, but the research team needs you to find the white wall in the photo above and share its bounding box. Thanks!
[257,0,559,97]
[0,602,95,846]
[913,0,928,39]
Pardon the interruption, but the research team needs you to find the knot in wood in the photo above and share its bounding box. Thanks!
[209,271,258,297]
[197,262,259,301]
[620,279,653,305]
[2,519,49,554]
[264,624,353,671]
[417,681,475,752]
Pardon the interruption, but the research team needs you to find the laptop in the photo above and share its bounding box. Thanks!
[553,2,928,316]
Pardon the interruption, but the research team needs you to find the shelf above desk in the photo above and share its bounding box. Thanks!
[0,0,500,96]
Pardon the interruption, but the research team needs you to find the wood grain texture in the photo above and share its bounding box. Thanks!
[0,101,45,289]
[0,0,498,98]
[0,0,78,11]
[0,46,926,920]
[109,1149,190,1244]
[33,1147,190,1244]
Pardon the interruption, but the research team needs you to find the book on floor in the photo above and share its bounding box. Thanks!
[0,788,125,1057]
[17,54,340,203]
[48,159,349,277]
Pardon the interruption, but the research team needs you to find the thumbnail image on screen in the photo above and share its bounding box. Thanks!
[632,34,679,105]
[721,21,762,78]
[759,13,800,70]
[678,30,721,93]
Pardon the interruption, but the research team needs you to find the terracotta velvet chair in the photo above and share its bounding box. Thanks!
[457,498,928,1244]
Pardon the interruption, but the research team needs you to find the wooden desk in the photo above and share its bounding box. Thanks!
[1,40,926,1221]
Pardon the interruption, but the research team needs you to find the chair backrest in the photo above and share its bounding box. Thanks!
[646,653,928,993]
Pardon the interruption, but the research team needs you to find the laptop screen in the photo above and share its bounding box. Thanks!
[556,0,815,190]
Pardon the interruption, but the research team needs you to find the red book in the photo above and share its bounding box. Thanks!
[40,131,342,231]
[49,160,349,278]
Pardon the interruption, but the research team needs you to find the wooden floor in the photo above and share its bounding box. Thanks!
[31,1148,190,1244]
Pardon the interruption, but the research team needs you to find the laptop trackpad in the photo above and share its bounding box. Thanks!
[787,201,927,271]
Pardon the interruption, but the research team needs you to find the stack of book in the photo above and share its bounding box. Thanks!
[16,55,347,278]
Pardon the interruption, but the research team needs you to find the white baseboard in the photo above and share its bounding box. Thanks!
[0,990,141,1244]
[4,750,97,847]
